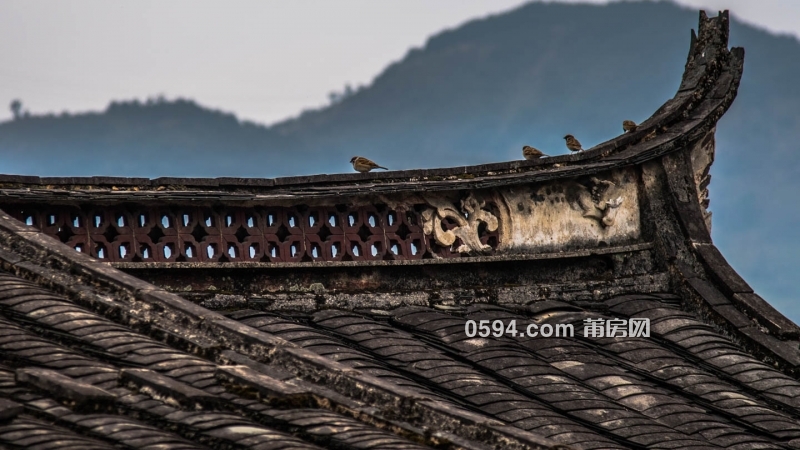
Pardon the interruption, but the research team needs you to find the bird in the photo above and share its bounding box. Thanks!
[622,120,638,133]
[522,145,548,160]
[563,134,584,152]
[350,156,388,173]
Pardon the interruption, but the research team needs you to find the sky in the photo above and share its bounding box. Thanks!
[1,0,799,126]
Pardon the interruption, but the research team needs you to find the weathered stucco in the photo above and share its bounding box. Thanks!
[495,168,641,253]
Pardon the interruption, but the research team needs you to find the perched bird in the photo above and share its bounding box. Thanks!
[622,120,638,133]
[522,145,548,160]
[350,156,388,173]
[563,134,584,152]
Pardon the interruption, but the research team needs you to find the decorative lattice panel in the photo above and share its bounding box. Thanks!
[7,204,499,263]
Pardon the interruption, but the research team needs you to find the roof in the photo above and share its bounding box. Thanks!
[1,10,800,450]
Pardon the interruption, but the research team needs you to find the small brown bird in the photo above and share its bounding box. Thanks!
[522,145,548,160]
[622,120,638,133]
[563,134,584,152]
[350,156,388,173]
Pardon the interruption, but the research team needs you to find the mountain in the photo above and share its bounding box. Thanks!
[0,0,799,319]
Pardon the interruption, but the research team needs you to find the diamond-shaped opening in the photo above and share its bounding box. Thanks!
[191,223,208,243]
[395,223,411,240]
[235,225,249,243]
[357,224,371,242]
[148,226,165,244]
[56,226,74,243]
[318,225,332,242]
[103,225,119,244]
[275,224,290,242]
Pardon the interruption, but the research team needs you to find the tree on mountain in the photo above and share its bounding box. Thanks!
[9,100,22,120]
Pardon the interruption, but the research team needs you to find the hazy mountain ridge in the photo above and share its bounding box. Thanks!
[1,1,799,318]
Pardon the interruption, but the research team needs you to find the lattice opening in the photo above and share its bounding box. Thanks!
[184,244,195,259]
[140,244,151,259]
[95,244,107,259]
[163,243,175,259]
[248,244,258,259]
[116,214,126,227]
[206,244,217,259]
[118,243,130,259]
[287,214,298,229]
[328,213,338,227]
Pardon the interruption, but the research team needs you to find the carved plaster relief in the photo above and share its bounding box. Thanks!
[421,193,499,255]
[496,168,641,253]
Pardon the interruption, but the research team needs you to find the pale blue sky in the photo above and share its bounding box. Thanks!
[1,0,798,125]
